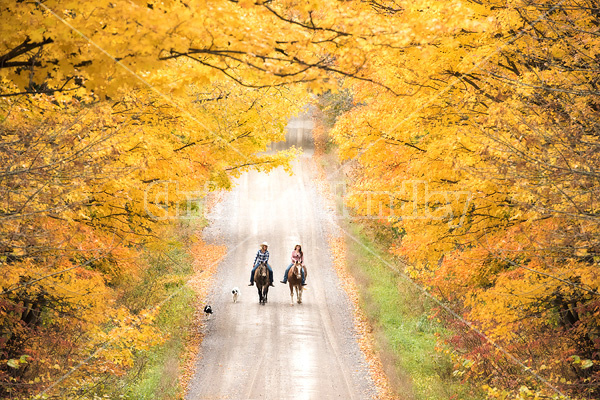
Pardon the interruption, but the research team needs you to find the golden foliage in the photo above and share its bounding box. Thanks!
[0,1,314,397]
[2,0,600,398]
[327,0,600,398]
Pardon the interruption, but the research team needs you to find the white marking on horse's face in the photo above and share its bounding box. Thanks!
[294,263,302,278]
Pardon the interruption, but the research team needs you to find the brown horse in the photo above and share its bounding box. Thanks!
[254,262,270,304]
[287,261,306,304]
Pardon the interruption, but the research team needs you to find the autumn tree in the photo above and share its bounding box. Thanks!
[6,0,599,398]
[329,0,600,398]
[0,1,328,397]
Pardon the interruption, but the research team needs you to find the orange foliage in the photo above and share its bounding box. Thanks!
[326,0,600,398]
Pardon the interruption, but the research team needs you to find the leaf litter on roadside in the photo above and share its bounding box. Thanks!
[311,138,397,400]
[178,191,227,397]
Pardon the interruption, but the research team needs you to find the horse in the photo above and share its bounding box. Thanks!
[254,262,270,304]
[288,260,306,304]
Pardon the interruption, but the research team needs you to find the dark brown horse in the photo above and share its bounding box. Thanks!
[254,262,270,304]
[287,261,306,304]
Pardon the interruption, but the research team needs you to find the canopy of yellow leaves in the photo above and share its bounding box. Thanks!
[2,0,599,398]
[327,0,600,398]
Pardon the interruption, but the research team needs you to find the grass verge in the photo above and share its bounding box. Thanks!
[123,226,199,400]
[314,143,481,399]
[124,284,196,400]
[98,210,208,400]
[342,221,482,400]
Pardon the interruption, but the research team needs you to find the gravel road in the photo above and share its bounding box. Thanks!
[185,114,377,400]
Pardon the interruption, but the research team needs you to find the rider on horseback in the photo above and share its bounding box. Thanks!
[281,244,307,286]
[249,242,274,287]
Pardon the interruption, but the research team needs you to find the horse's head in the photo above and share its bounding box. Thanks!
[292,261,303,279]
[259,262,268,277]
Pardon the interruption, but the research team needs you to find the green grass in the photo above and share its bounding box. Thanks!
[123,285,195,400]
[315,132,480,399]
[343,221,482,400]
[101,211,207,400]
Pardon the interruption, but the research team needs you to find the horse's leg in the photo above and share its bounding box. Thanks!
[288,282,294,304]
[298,285,302,304]
[264,286,268,303]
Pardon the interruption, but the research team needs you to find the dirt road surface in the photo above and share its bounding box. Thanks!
[186,114,377,400]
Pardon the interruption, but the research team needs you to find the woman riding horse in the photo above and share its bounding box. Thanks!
[280,244,307,286]
[249,242,274,287]
[287,260,306,304]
